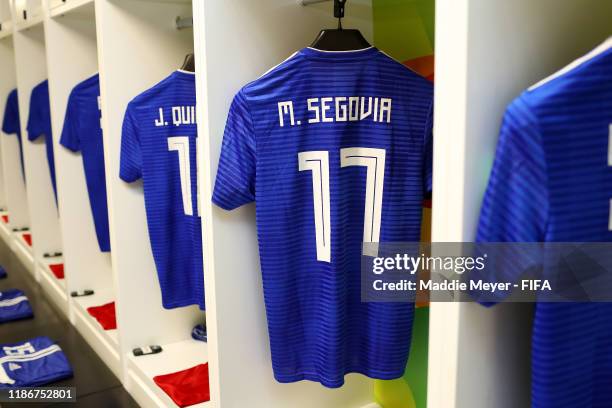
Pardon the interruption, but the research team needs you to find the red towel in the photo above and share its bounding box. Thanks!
[23,233,32,247]
[86,302,117,330]
[1,215,8,224]
[153,364,210,407]
[49,264,64,280]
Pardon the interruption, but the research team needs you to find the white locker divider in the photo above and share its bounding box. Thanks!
[194,1,378,407]
[429,1,612,408]
[0,0,13,39]
[0,2,10,213]
[0,9,16,245]
[11,0,53,275]
[95,0,206,406]
[43,0,118,359]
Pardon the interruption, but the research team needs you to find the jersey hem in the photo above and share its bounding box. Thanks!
[162,298,205,310]
[274,367,405,389]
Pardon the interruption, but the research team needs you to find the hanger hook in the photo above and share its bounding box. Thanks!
[334,0,346,29]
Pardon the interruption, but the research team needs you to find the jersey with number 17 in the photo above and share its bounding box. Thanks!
[213,47,433,388]
[120,70,204,310]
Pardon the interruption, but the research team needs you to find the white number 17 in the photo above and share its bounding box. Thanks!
[168,136,200,217]
[299,147,386,262]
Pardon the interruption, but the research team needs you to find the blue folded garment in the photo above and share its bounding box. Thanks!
[0,289,33,323]
[192,324,207,342]
[0,336,73,387]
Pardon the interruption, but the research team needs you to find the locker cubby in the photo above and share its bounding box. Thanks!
[43,0,114,355]
[0,26,19,246]
[2,1,609,407]
[429,1,612,408]
[12,16,57,276]
[195,1,379,407]
[95,0,206,404]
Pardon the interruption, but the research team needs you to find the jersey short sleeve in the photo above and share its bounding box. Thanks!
[59,91,81,152]
[2,90,20,135]
[477,97,549,243]
[212,90,256,210]
[119,105,143,182]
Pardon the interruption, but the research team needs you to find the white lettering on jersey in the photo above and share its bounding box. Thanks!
[278,101,295,127]
[335,97,348,122]
[307,99,320,124]
[279,97,392,127]
[155,106,196,127]
[155,108,165,127]
[321,98,333,123]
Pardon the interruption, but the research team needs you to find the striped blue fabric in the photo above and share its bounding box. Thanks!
[60,74,110,252]
[477,45,612,407]
[27,80,57,200]
[0,289,33,323]
[119,71,204,310]
[0,336,73,388]
[213,47,433,388]
[2,89,25,178]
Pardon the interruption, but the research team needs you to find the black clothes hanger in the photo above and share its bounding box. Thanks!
[181,53,195,72]
[310,0,371,51]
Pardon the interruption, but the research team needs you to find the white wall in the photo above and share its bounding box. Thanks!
[0,36,19,216]
[429,1,612,408]
[44,2,105,294]
[12,22,63,260]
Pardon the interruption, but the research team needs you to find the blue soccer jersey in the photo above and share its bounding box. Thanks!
[60,74,110,252]
[213,47,433,387]
[120,70,204,310]
[2,89,24,177]
[0,337,73,388]
[477,40,612,408]
[0,289,33,323]
[27,80,57,199]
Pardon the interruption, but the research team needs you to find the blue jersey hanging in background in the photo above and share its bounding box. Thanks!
[0,289,33,323]
[27,80,57,200]
[60,74,110,252]
[477,40,612,408]
[0,337,73,388]
[213,47,433,388]
[120,70,204,310]
[2,89,25,178]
